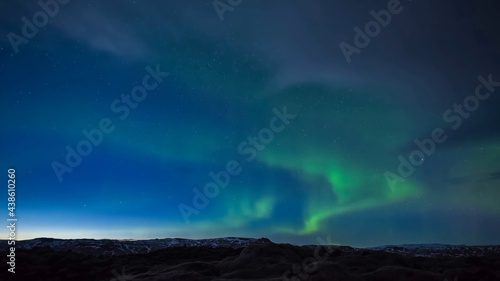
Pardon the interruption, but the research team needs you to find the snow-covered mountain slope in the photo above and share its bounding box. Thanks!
[0,237,271,256]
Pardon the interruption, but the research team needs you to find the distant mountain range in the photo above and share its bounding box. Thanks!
[2,237,499,258]
[0,237,271,256]
[366,244,500,258]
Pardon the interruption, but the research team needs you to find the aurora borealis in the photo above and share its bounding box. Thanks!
[1,0,500,247]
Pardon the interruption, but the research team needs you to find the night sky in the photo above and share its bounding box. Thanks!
[1,0,500,247]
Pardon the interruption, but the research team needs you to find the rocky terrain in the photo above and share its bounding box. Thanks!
[1,238,499,281]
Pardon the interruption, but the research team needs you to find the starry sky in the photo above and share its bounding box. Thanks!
[1,0,500,247]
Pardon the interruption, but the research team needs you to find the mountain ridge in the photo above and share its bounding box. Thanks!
[2,237,499,258]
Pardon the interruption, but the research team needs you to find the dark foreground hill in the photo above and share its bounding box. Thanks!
[1,238,499,281]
